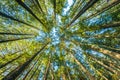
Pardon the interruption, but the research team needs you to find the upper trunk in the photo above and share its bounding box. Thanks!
[2,42,49,80]
[68,0,98,27]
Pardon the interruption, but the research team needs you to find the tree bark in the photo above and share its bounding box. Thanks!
[35,0,44,14]
[70,52,96,80]
[84,54,108,80]
[53,0,56,21]
[2,42,49,80]
[99,45,120,53]
[90,55,119,74]
[0,11,40,30]
[68,0,98,26]
[29,63,41,79]
[100,21,120,29]
[15,0,46,28]
[0,37,32,43]
[23,55,41,80]
[83,0,120,21]
[0,32,34,36]
[43,60,50,80]
[90,45,120,60]
[0,55,22,69]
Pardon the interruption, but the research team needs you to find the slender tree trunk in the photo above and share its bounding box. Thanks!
[29,63,41,80]
[66,68,71,80]
[49,64,55,80]
[7,46,29,56]
[69,52,96,80]
[86,21,120,31]
[69,0,83,17]
[43,60,50,80]
[71,39,120,60]
[0,66,11,74]
[99,45,120,53]
[84,52,115,80]
[83,0,120,21]
[0,37,32,43]
[35,0,44,14]
[71,39,120,69]
[100,21,120,29]
[0,32,34,36]
[68,0,98,27]
[90,45,120,60]
[15,0,46,28]
[0,11,40,30]
[53,0,56,21]
[87,21,120,30]
[0,55,22,69]
[90,55,119,74]
[23,55,41,80]
[2,42,49,80]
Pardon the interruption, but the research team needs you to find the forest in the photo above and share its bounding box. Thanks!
[0,0,120,80]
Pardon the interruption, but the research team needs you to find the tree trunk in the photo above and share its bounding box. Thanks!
[15,0,46,28]
[70,52,96,80]
[83,0,120,21]
[0,11,40,30]
[90,45,120,60]
[35,0,44,14]
[0,32,34,36]
[0,37,32,43]
[2,42,49,80]
[99,45,120,53]
[53,0,56,21]
[29,63,41,79]
[68,0,98,26]
[100,21,120,29]
[23,55,41,80]
[0,55,22,69]
[43,60,50,80]
[90,55,119,74]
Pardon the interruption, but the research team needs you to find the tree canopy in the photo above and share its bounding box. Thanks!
[0,0,120,80]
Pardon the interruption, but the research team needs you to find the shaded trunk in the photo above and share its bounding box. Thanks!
[99,45,120,53]
[8,46,29,56]
[66,66,72,80]
[2,42,49,80]
[0,37,32,43]
[0,66,11,74]
[0,32,34,36]
[0,11,40,30]
[70,39,120,69]
[84,52,115,80]
[35,0,44,14]
[70,52,96,80]
[83,0,120,21]
[23,55,41,80]
[100,21,120,29]
[53,0,56,21]
[90,45,120,60]
[69,0,84,17]
[29,63,41,80]
[86,21,120,31]
[66,68,71,80]
[0,55,22,69]
[49,64,55,80]
[90,55,119,74]
[43,61,50,80]
[15,0,46,28]
[68,0,98,26]
[65,38,120,61]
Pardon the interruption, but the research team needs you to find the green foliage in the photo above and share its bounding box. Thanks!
[0,0,120,80]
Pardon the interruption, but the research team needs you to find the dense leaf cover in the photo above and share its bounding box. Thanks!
[0,0,120,80]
